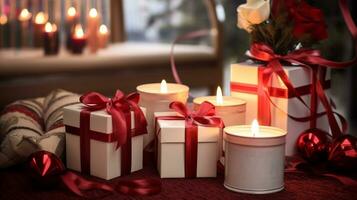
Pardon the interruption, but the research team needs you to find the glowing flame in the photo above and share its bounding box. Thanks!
[216,86,223,105]
[74,24,84,39]
[251,119,259,137]
[160,79,168,93]
[35,12,47,24]
[99,24,108,34]
[89,8,98,18]
[67,7,76,17]
[0,14,8,25]
[18,8,32,21]
[44,22,52,32]
[52,24,57,32]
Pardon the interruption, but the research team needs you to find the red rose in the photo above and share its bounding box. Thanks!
[290,1,328,41]
[272,0,328,41]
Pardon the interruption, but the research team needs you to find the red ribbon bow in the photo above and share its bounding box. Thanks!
[80,90,147,149]
[155,101,223,178]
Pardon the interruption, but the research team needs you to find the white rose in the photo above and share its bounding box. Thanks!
[237,0,270,32]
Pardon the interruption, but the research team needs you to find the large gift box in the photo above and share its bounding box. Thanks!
[63,102,147,180]
[155,110,221,178]
[230,61,331,155]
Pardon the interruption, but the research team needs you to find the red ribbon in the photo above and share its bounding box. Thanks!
[155,101,223,178]
[29,150,161,198]
[231,0,356,138]
[71,90,147,176]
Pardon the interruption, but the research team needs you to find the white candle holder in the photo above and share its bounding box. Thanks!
[223,125,286,194]
[137,82,189,146]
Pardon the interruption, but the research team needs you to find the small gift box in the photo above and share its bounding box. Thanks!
[231,61,331,156]
[154,101,222,178]
[63,91,147,180]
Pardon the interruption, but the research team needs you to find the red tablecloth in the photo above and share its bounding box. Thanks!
[0,163,356,200]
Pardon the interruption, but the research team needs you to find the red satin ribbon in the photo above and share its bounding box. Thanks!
[29,151,161,198]
[77,90,147,176]
[155,101,223,178]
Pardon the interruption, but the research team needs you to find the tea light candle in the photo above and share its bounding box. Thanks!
[66,6,77,50]
[43,22,59,55]
[18,8,32,47]
[87,8,100,53]
[137,80,189,146]
[71,24,86,54]
[224,120,287,194]
[193,86,246,160]
[98,24,109,48]
[33,12,48,47]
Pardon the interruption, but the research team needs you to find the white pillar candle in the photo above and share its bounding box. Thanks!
[193,86,246,160]
[137,80,189,147]
[224,120,286,194]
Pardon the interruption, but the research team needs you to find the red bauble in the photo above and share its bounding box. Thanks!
[328,135,357,171]
[28,151,66,188]
[297,128,331,162]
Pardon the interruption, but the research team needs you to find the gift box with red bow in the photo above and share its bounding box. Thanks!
[230,60,331,156]
[154,101,223,178]
[63,91,147,180]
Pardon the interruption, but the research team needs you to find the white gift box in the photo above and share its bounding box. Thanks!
[155,112,220,178]
[231,61,331,156]
[63,104,146,180]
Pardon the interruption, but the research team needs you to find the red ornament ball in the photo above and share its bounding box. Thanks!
[328,134,357,171]
[28,151,66,188]
[297,128,331,162]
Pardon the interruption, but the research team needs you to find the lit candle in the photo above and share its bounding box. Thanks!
[194,86,246,126]
[71,24,86,54]
[0,14,7,48]
[87,8,100,53]
[136,80,189,146]
[97,24,109,49]
[66,6,77,50]
[223,120,287,194]
[18,8,32,47]
[43,22,59,55]
[193,86,246,160]
[33,12,48,47]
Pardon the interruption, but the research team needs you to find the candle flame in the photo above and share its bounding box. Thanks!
[216,86,223,105]
[45,22,52,32]
[52,24,57,32]
[160,79,168,93]
[74,24,84,39]
[251,119,259,137]
[35,12,48,24]
[99,24,108,34]
[89,8,98,18]
[0,14,7,25]
[18,9,32,21]
[67,7,76,17]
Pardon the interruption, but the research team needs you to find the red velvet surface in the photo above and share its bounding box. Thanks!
[0,163,356,200]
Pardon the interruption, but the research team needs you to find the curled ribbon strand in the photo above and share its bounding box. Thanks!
[29,150,161,198]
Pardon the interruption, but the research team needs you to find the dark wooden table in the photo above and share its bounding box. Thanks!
[1,162,356,200]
